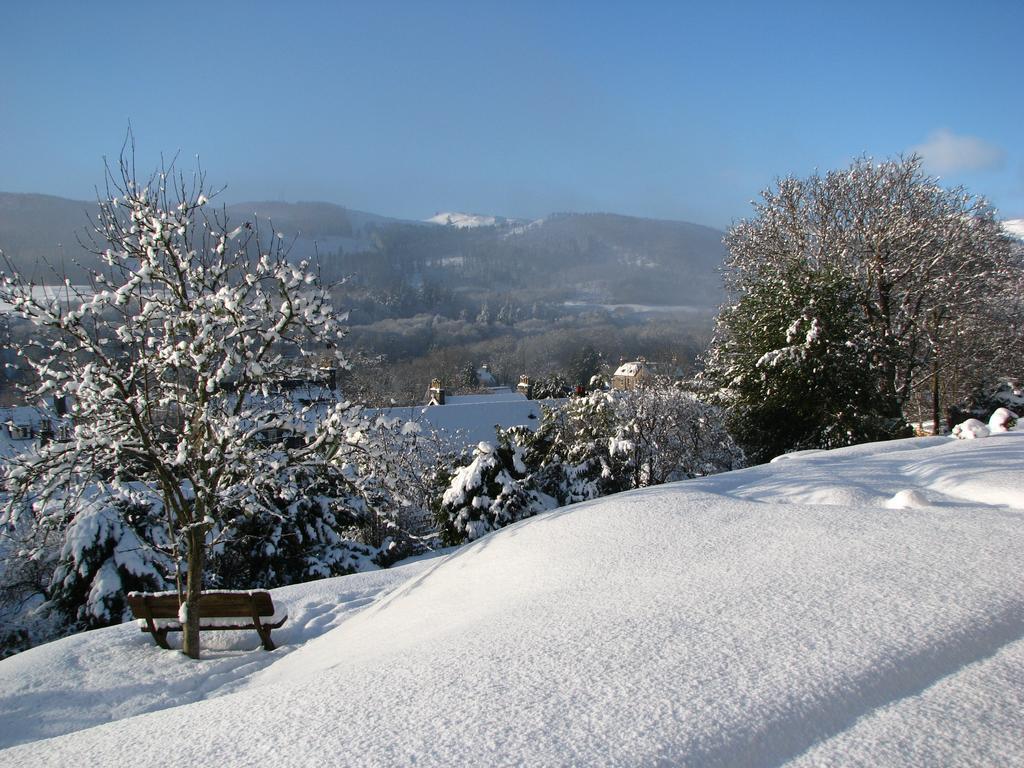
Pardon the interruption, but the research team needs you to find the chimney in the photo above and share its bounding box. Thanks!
[429,378,446,405]
[517,374,533,399]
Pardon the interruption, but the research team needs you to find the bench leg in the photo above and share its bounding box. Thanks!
[250,609,276,651]
[153,628,171,650]
[255,622,276,651]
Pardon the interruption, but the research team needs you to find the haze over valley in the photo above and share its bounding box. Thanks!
[0,191,725,404]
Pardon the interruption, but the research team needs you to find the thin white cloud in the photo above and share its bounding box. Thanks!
[1003,219,1024,239]
[910,129,1006,174]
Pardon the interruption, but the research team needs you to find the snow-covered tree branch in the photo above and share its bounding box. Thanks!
[0,145,361,658]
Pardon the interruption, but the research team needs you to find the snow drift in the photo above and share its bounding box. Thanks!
[1,433,1023,767]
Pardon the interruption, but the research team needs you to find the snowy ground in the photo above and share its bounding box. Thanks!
[0,553,450,748]
[1,432,1022,766]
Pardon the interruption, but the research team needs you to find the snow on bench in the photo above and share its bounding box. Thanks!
[127,590,288,651]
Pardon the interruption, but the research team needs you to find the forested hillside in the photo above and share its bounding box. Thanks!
[0,193,725,308]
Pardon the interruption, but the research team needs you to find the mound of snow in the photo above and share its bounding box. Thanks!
[989,407,1018,433]
[952,418,989,439]
[3,434,1024,766]
[884,489,930,509]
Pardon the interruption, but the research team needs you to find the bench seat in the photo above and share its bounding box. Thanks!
[127,590,287,651]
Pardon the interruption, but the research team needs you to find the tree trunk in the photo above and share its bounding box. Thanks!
[182,527,206,659]
[931,357,941,436]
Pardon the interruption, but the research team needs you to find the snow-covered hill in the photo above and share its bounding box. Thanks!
[2,432,1023,766]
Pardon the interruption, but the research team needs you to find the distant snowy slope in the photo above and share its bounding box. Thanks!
[2,433,1023,767]
[426,211,519,228]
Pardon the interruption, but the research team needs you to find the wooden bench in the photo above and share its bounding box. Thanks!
[127,591,287,651]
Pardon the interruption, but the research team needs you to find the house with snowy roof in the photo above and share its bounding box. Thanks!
[0,404,74,457]
[611,358,655,390]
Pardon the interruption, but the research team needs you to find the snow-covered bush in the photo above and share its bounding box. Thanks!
[533,386,743,500]
[205,461,377,588]
[949,379,1024,432]
[529,390,629,504]
[0,509,60,657]
[611,384,745,487]
[952,409,1018,439]
[435,430,552,545]
[45,486,170,630]
[988,407,1018,432]
[435,385,743,544]
[0,482,170,654]
[361,416,463,555]
[531,373,572,400]
[952,419,991,439]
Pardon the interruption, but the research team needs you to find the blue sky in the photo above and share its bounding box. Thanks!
[2,0,1021,227]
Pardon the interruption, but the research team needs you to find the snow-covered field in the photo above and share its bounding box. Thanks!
[1,432,1022,766]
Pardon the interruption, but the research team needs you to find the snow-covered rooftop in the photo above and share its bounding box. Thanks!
[2,431,1023,765]
[0,405,71,457]
[613,360,649,377]
[373,389,543,447]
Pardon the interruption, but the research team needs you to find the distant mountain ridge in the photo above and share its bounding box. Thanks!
[225,200,412,261]
[0,192,728,307]
[0,193,100,282]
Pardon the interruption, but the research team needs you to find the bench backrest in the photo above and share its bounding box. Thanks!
[127,591,276,619]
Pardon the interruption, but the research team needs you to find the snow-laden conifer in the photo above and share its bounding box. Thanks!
[435,429,551,544]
